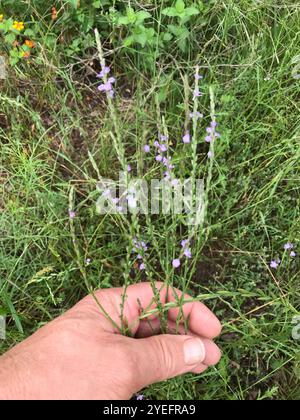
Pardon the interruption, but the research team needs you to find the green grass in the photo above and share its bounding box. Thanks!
[1,0,300,400]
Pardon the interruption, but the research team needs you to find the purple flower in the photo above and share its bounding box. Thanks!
[69,210,76,219]
[159,144,168,152]
[164,171,171,180]
[181,239,192,259]
[270,259,280,269]
[205,120,220,142]
[193,88,202,98]
[154,141,160,148]
[156,155,163,162]
[98,82,113,92]
[184,248,192,258]
[189,111,203,120]
[159,134,168,142]
[136,394,144,400]
[139,263,145,271]
[97,66,110,79]
[181,240,188,248]
[102,189,111,198]
[85,258,91,265]
[182,131,191,144]
[144,145,150,153]
[284,242,294,250]
[290,251,296,257]
[195,74,203,80]
[207,151,214,159]
[127,164,132,172]
[172,258,181,268]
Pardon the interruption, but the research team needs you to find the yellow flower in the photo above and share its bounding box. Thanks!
[25,39,35,49]
[21,51,31,59]
[0,14,4,22]
[12,21,25,31]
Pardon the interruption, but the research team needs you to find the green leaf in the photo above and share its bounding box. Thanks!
[24,28,35,37]
[178,37,187,52]
[135,11,151,25]
[92,0,101,7]
[167,24,187,37]
[124,35,134,47]
[134,32,148,47]
[117,15,130,25]
[175,0,186,13]
[69,0,79,8]
[126,7,136,24]
[184,6,200,16]
[5,32,16,44]
[162,32,173,42]
[162,7,179,17]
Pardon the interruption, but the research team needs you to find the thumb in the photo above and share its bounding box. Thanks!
[131,335,206,389]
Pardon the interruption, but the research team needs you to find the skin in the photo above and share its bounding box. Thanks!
[0,282,222,400]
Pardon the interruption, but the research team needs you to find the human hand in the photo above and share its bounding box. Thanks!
[0,282,222,400]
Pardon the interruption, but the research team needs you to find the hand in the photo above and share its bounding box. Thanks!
[0,282,222,400]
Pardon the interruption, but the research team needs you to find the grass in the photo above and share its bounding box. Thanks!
[0,1,300,400]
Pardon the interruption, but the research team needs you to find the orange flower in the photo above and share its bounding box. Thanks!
[25,39,35,48]
[51,7,58,20]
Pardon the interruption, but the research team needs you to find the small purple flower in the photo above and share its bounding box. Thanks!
[284,242,294,250]
[205,135,212,143]
[102,189,111,198]
[154,141,160,148]
[205,120,220,142]
[85,258,91,265]
[184,248,192,258]
[182,131,191,144]
[207,151,214,159]
[98,82,113,92]
[270,258,280,269]
[159,144,168,152]
[189,111,203,120]
[193,88,202,98]
[159,134,168,142]
[97,66,110,79]
[136,394,144,400]
[144,145,150,153]
[139,263,145,271]
[127,164,132,173]
[195,74,203,80]
[69,210,76,219]
[181,240,188,248]
[172,258,181,269]
[156,155,163,162]
[290,251,296,257]
[164,172,171,180]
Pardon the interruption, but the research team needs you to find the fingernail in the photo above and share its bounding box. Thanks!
[184,338,206,365]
